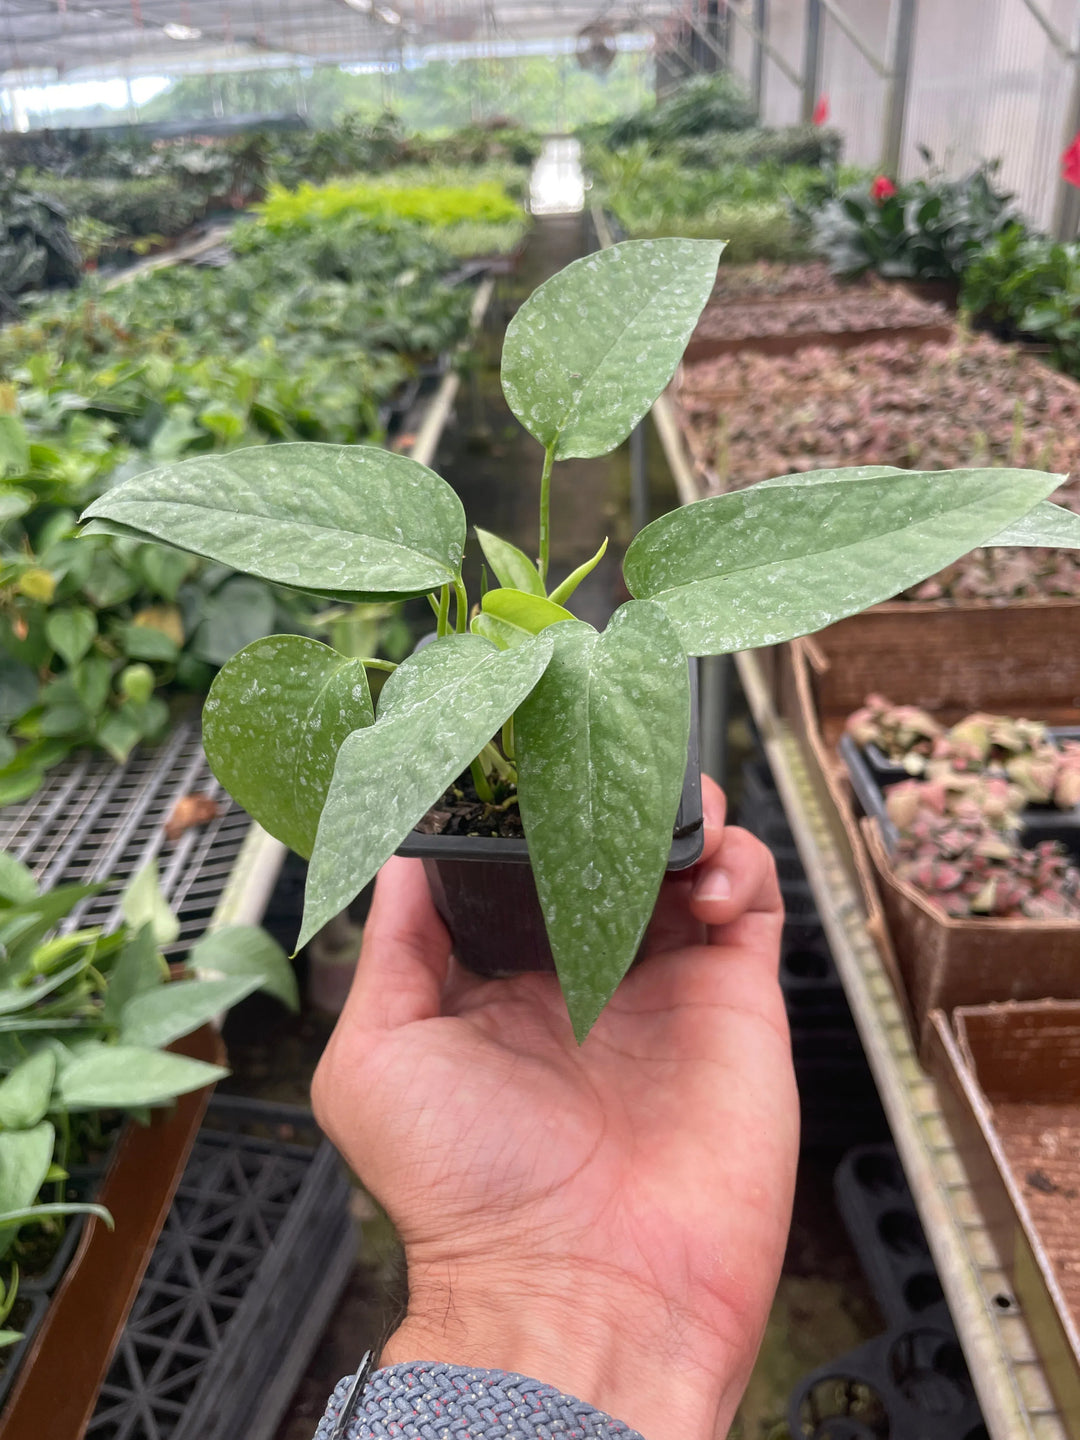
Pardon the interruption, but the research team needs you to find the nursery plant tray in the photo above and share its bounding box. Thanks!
[927,1004,1080,1439]
[85,1095,355,1440]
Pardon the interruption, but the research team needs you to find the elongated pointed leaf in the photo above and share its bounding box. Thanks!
[0,1123,54,1256]
[299,631,555,950]
[0,956,91,1015]
[0,855,36,908]
[502,239,722,459]
[189,926,298,1011]
[624,467,1064,656]
[203,635,375,859]
[471,588,575,649]
[57,1045,227,1110]
[0,1051,55,1130]
[120,976,264,1050]
[82,444,466,600]
[516,602,690,1041]
[121,862,179,947]
[474,528,543,596]
[102,923,164,1024]
[987,500,1080,548]
[548,538,609,606]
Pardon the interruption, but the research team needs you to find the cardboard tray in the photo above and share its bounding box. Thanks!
[786,635,1080,1057]
[926,1003,1080,1439]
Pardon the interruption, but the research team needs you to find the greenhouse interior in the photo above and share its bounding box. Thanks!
[2,0,1080,1436]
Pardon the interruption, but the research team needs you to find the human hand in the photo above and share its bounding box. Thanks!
[311,775,798,1440]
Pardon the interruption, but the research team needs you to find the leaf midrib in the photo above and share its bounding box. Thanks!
[644,484,1043,598]
[92,496,455,578]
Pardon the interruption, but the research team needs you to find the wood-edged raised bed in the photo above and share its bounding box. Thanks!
[927,1002,1080,1438]
[685,261,952,363]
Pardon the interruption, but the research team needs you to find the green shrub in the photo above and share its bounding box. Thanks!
[600,73,757,149]
[25,175,207,239]
[0,184,81,319]
[962,224,1080,376]
[675,123,843,169]
[809,163,1016,280]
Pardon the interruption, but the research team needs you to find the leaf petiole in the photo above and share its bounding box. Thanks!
[469,756,494,803]
[359,658,397,673]
[538,442,555,585]
[435,585,450,638]
[454,578,468,634]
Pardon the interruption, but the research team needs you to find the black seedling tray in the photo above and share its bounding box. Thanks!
[86,1096,354,1440]
[0,1294,49,1411]
[788,1319,986,1440]
[834,1144,948,1329]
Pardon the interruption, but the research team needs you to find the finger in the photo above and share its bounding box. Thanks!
[338,855,453,1033]
[690,826,784,950]
[694,772,727,867]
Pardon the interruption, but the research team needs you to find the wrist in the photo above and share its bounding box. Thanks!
[379,1257,747,1440]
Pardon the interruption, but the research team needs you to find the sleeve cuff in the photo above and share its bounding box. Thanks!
[314,1360,648,1439]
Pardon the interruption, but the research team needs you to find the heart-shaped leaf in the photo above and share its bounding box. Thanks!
[298,631,554,950]
[501,239,722,459]
[81,443,466,600]
[203,635,375,859]
[120,976,265,1050]
[0,1051,55,1130]
[624,467,1064,655]
[471,588,575,649]
[189,925,299,1012]
[0,1123,54,1256]
[987,500,1080,548]
[474,528,543,596]
[57,1045,227,1110]
[515,601,690,1041]
[45,607,97,668]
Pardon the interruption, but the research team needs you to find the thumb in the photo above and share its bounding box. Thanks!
[338,856,453,1033]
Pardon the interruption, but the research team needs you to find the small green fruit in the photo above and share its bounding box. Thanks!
[119,663,155,705]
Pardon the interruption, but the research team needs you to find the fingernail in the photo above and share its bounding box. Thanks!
[695,870,731,902]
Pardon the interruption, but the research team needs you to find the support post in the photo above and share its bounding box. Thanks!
[699,655,731,787]
[881,0,917,175]
[1052,22,1080,240]
[751,0,767,114]
[801,0,822,123]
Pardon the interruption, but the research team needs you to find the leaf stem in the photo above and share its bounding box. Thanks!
[538,442,555,585]
[481,740,515,785]
[360,658,397,672]
[469,756,494,803]
[427,592,442,620]
[454,578,468,634]
[436,585,450,638]
[501,714,515,760]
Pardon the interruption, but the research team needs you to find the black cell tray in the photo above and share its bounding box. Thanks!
[86,1095,355,1440]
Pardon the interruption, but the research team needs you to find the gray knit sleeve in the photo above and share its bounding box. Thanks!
[313,1361,647,1440]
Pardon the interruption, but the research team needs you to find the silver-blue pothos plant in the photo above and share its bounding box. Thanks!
[81,239,1080,1039]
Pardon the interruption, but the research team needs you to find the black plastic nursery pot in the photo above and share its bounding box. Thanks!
[397,662,704,977]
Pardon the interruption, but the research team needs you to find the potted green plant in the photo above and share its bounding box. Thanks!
[80,238,1080,1039]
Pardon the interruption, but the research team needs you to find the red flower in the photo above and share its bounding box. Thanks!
[1063,132,1080,188]
[812,95,829,126]
[871,174,897,203]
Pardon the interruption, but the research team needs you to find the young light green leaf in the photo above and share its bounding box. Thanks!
[985,500,1080,548]
[203,635,375,860]
[188,926,299,1012]
[121,862,179,947]
[0,1050,56,1130]
[81,444,466,600]
[120,976,264,1050]
[45,607,97,668]
[473,528,543,596]
[624,467,1064,656]
[0,956,92,1015]
[0,884,103,966]
[0,1122,54,1256]
[0,854,36,908]
[548,538,609,606]
[299,631,555,951]
[471,589,575,649]
[501,239,722,460]
[516,602,690,1042]
[102,923,164,1024]
[57,1045,227,1110]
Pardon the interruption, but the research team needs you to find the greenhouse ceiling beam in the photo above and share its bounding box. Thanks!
[818,0,889,77]
[1017,0,1077,57]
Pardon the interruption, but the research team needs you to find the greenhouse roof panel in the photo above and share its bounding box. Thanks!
[0,0,681,83]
